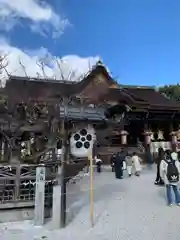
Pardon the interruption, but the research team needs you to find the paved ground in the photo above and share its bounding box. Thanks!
[0,165,180,240]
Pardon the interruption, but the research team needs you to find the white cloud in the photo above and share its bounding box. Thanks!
[0,38,100,86]
[0,0,70,38]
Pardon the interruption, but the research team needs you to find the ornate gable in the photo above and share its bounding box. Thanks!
[77,65,119,103]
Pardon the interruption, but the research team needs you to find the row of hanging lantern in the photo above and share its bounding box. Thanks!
[149,129,180,141]
[150,130,165,141]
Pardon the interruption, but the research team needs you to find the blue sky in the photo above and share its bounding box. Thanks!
[0,0,180,86]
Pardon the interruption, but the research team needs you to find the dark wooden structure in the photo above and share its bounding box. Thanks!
[0,62,180,164]
[0,62,129,212]
[0,61,179,215]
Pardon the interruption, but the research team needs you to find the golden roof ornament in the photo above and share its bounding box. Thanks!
[157,130,164,140]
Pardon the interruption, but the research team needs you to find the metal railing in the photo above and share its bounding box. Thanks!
[0,151,89,209]
[0,163,58,209]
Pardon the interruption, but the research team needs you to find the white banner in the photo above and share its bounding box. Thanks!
[150,141,171,153]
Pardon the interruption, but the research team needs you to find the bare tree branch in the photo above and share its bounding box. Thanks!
[19,58,28,77]
[67,68,75,81]
[55,58,65,81]
[36,60,47,79]
[0,54,8,71]
[0,53,11,87]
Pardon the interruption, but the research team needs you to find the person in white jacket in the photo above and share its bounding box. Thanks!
[160,151,180,206]
[132,152,142,176]
[125,152,133,177]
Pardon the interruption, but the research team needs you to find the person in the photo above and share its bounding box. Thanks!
[160,151,180,206]
[125,152,133,177]
[114,149,126,179]
[132,152,141,176]
[92,140,98,158]
[110,153,116,172]
[95,155,102,173]
[154,147,164,185]
[178,151,180,162]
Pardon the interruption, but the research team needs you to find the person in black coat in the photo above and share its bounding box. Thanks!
[154,147,164,185]
[110,153,116,172]
[114,149,126,179]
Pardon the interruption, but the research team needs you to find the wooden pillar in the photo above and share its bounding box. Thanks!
[34,164,46,226]
[52,165,62,229]
[143,126,153,164]
[4,140,9,162]
[144,131,152,145]
[120,130,128,145]
[15,162,21,201]
[60,120,68,228]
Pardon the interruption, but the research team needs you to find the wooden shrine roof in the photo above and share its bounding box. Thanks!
[3,64,116,103]
[1,64,180,111]
[122,87,180,110]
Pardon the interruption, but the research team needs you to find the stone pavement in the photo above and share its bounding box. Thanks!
[0,165,180,240]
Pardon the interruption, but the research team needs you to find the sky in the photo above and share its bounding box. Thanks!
[0,0,180,86]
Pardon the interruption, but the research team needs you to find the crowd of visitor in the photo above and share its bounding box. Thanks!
[109,149,142,178]
[94,146,180,207]
[156,148,180,206]
[94,148,142,178]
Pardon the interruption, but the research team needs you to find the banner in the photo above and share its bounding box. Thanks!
[150,141,171,153]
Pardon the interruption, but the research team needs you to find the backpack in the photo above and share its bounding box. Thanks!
[166,160,179,183]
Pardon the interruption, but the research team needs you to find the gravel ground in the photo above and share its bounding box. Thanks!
[0,165,180,240]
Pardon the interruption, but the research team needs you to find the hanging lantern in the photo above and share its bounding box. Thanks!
[150,131,155,141]
[157,130,164,140]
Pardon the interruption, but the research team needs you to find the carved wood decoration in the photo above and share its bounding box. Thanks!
[77,73,113,104]
[109,83,119,89]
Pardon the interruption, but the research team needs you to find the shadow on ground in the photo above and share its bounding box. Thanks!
[66,170,126,225]
[66,164,157,226]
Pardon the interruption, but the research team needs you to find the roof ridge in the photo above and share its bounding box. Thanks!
[121,84,155,89]
[9,75,78,84]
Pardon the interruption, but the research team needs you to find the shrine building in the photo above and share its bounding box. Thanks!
[2,62,180,162]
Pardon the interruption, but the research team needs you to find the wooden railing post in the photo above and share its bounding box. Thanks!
[15,162,21,201]
[34,164,46,226]
[52,165,61,229]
